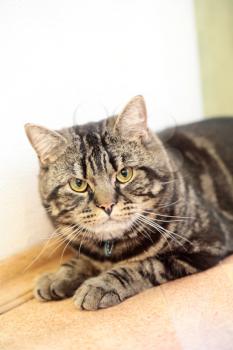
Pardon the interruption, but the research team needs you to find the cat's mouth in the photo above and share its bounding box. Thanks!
[87,215,136,240]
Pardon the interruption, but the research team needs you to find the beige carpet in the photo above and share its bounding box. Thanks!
[1,242,233,350]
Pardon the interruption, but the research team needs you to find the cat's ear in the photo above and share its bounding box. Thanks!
[114,95,148,140]
[24,123,67,165]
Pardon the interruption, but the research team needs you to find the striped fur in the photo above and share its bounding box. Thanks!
[25,96,233,310]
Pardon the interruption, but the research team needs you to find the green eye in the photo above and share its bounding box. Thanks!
[116,167,133,183]
[69,178,88,192]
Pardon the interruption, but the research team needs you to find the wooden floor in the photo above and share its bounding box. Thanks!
[1,242,233,350]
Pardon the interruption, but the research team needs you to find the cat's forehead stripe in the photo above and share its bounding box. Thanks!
[73,120,121,173]
[79,134,87,178]
[75,127,117,176]
[85,132,105,174]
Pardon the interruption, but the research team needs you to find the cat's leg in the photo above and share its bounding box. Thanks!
[34,257,100,301]
[73,256,199,310]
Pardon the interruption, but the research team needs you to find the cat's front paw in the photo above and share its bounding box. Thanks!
[73,276,122,310]
[34,272,80,301]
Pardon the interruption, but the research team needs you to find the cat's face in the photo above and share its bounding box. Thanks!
[25,96,172,242]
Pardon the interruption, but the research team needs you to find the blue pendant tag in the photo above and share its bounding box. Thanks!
[104,240,114,257]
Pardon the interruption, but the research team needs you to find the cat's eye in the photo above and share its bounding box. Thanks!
[116,167,133,183]
[69,178,88,192]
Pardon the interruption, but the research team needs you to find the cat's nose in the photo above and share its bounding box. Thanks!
[97,203,115,216]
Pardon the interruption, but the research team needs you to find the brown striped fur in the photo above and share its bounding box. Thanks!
[25,96,233,310]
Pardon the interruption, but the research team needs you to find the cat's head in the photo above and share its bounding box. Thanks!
[25,96,172,241]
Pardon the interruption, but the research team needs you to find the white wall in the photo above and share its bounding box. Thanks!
[0,0,202,259]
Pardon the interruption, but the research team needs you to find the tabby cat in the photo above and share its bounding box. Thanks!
[25,96,233,310]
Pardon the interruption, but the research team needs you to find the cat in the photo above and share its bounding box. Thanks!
[25,95,233,310]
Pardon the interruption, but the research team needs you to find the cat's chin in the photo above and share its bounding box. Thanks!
[89,217,135,241]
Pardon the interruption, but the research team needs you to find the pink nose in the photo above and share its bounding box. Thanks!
[96,203,115,216]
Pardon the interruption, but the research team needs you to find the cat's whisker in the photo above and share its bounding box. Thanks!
[78,230,89,256]
[134,217,154,243]
[134,209,190,224]
[69,222,92,258]
[160,178,180,185]
[127,215,138,234]
[22,225,71,272]
[135,215,172,252]
[138,216,183,249]
[47,224,82,258]
[159,173,189,185]
[59,235,75,264]
[143,219,173,251]
[141,209,195,220]
[150,220,193,245]
[39,224,77,241]
[129,219,151,249]
[47,238,68,258]
[146,217,186,223]
[59,226,84,264]
[36,233,62,241]
[160,226,193,246]
[136,214,190,249]
[138,213,193,247]
[131,217,149,241]
[155,198,183,209]
[152,222,183,247]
